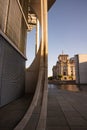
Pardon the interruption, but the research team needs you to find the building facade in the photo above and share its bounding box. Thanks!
[75,54,87,84]
[0,0,55,109]
[0,0,28,107]
[52,54,76,80]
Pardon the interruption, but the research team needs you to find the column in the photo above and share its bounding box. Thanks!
[35,18,39,55]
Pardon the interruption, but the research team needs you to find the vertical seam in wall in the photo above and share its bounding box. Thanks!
[0,37,2,105]
[4,0,10,33]
[77,55,80,84]
[0,37,5,106]
[16,0,28,28]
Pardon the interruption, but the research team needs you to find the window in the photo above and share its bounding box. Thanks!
[63,72,66,75]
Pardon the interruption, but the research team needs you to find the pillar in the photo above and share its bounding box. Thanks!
[35,18,39,56]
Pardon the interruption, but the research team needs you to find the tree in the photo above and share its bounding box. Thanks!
[58,74,62,80]
[48,76,53,80]
[69,75,73,80]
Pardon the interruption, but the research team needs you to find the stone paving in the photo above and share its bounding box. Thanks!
[0,94,33,130]
[46,84,87,130]
[1,84,87,130]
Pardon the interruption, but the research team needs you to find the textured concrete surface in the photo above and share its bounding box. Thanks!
[46,84,87,130]
[0,35,26,107]
[0,94,33,130]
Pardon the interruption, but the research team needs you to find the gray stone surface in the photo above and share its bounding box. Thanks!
[0,35,26,107]
[46,84,87,130]
[1,84,87,130]
[0,94,33,130]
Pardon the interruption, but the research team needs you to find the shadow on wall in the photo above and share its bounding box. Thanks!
[0,35,25,107]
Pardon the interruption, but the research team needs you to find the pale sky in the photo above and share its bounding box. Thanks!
[26,0,87,76]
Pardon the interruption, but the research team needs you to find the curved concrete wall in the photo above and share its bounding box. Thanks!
[14,0,49,130]
[26,45,41,93]
[0,0,55,129]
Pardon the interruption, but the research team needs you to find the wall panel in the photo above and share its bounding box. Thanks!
[0,0,9,31]
[6,0,22,47]
[0,35,25,107]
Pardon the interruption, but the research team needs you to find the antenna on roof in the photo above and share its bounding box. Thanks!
[62,50,64,55]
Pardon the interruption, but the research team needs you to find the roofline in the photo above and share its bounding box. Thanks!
[48,0,56,10]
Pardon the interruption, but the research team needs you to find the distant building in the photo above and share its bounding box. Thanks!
[75,54,87,84]
[52,53,76,80]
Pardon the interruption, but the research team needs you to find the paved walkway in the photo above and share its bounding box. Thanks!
[46,84,87,130]
[1,84,87,130]
[0,94,33,130]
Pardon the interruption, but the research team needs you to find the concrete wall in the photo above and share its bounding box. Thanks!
[0,0,28,107]
[0,0,28,55]
[75,55,79,83]
[75,54,87,84]
[26,46,41,93]
[0,0,9,31]
[0,35,25,107]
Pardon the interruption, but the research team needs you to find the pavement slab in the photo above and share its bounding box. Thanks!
[46,84,87,130]
[0,94,33,130]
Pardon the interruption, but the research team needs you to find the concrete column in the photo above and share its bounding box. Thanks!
[41,0,48,62]
[41,0,44,58]
[36,1,48,129]
[43,0,48,68]
[35,18,39,56]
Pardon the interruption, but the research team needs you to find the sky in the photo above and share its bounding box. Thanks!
[26,0,87,76]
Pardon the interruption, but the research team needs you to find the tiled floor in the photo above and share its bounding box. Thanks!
[46,84,87,130]
[0,94,33,130]
[1,84,87,130]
